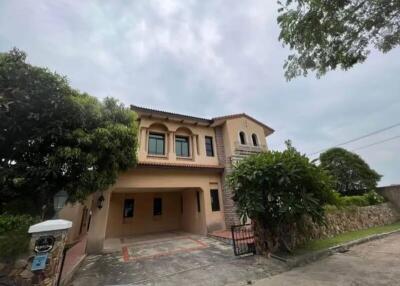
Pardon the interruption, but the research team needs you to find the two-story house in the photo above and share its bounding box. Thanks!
[85,106,274,253]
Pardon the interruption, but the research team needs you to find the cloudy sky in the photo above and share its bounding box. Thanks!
[1,0,399,185]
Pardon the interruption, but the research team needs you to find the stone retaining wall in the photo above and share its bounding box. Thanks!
[295,202,400,246]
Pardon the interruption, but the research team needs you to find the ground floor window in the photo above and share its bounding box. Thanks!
[153,197,162,216]
[180,195,183,214]
[123,199,135,218]
[210,189,220,212]
[196,191,201,212]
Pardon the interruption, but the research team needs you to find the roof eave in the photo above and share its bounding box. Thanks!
[131,105,212,126]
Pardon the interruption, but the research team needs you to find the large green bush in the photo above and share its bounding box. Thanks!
[0,214,38,260]
[228,141,335,253]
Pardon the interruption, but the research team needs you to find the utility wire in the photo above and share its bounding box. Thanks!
[308,122,400,156]
[311,135,400,162]
[351,135,400,152]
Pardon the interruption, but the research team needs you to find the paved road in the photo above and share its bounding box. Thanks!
[252,232,400,286]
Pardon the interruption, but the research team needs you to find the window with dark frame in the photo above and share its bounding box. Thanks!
[148,133,165,155]
[205,136,214,157]
[210,189,220,212]
[180,195,183,214]
[123,199,135,218]
[153,198,162,216]
[251,133,258,146]
[175,136,190,157]
[196,191,201,212]
[239,131,246,145]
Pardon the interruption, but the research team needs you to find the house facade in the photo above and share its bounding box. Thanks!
[85,106,274,253]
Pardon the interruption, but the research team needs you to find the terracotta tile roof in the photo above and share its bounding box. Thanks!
[137,161,224,171]
[131,105,274,135]
[131,105,212,124]
[212,113,274,133]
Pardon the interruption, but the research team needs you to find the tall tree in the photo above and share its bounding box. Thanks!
[278,0,400,80]
[0,48,138,215]
[319,148,381,195]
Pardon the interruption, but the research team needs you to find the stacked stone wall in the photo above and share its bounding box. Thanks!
[295,202,400,246]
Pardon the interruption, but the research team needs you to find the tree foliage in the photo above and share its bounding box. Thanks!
[228,142,334,252]
[319,147,381,196]
[278,0,400,80]
[0,48,138,215]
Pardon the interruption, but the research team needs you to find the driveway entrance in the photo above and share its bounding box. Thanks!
[103,231,209,261]
[71,232,287,286]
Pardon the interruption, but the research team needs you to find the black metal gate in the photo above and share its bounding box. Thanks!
[231,224,256,256]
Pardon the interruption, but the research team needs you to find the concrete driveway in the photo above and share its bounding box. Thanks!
[70,232,287,286]
[252,232,400,286]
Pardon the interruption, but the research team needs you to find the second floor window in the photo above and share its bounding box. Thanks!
[252,133,259,146]
[176,136,190,157]
[205,136,214,157]
[239,131,246,145]
[148,133,165,155]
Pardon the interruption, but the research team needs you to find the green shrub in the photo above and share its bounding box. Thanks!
[0,214,39,260]
[0,214,37,233]
[329,191,385,208]
[340,195,369,206]
[365,191,386,205]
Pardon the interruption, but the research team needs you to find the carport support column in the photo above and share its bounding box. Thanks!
[87,190,111,254]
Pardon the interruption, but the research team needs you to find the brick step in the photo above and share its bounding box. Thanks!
[207,230,233,245]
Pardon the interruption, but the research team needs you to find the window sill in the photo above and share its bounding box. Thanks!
[147,154,168,159]
[176,156,193,160]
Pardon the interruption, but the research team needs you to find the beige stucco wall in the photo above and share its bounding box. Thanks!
[138,117,220,166]
[223,117,268,158]
[106,191,182,238]
[106,189,214,237]
[114,168,225,233]
[59,196,92,243]
[181,189,204,234]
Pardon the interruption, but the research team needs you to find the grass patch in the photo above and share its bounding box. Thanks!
[295,222,400,255]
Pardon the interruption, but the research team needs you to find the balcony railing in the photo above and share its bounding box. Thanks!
[233,141,267,153]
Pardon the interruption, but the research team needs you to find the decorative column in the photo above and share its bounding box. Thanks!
[169,131,175,155]
[25,219,72,286]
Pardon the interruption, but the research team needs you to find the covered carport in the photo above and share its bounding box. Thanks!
[105,187,206,240]
[86,166,225,254]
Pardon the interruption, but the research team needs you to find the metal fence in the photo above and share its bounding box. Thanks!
[231,224,256,256]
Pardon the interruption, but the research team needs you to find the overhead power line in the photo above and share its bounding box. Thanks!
[308,122,400,156]
[351,135,400,152]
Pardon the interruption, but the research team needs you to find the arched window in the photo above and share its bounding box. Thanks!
[239,131,246,145]
[251,134,258,146]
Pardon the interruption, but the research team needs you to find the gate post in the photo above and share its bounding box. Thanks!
[26,219,72,286]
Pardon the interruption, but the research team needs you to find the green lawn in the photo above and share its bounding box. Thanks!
[295,222,400,254]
